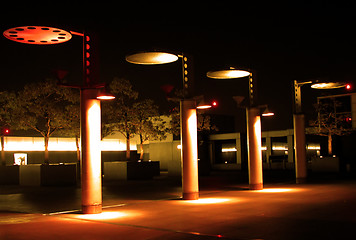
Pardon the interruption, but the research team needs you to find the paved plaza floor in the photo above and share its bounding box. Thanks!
[1,171,356,239]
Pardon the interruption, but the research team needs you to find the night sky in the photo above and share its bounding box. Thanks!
[1,2,355,132]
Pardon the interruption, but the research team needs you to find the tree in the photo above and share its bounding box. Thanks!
[0,91,17,165]
[55,98,81,162]
[132,99,168,160]
[307,99,353,155]
[168,105,218,137]
[11,79,79,164]
[102,78,138,160]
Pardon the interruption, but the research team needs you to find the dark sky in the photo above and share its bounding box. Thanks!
[1,2,355,132]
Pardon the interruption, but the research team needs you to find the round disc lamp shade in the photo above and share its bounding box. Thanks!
[126,52,179,65]
[310,82,346,89]
[206,69,250,79]
[3,26,72,45]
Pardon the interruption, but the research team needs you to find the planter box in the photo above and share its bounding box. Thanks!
[0,165,19,185]
[104,161,160,180]
[212,163,241,171]
[20,164,77,186]
[312,156,340,172]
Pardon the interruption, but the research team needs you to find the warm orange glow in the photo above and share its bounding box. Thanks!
[87,102,101,157]
[96,90,115,100]
[181,100,199,200]
[310,82,346,89]
[126,52,179,65]
[1,137,137,152]
[96,95,115,100]
[182,198,231,204]
[253,188,297,193]
[221,148,237,152]
[14,153,27,165]
[246,107,263,190]
[207,69,250,79]
[4,137,78,151]
[3,26,72,45]
[262,112,274,117]
[254,117,262,153]
[74,211,128,220]
[187,113,198,163]
[100,139,137,151]
[196,104,212,109]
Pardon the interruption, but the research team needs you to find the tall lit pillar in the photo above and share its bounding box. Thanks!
[81,88,102,214]
[246,107,263,190]
[293,113,307,184]
[180,99,199,200]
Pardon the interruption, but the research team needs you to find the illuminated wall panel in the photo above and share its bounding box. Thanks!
[1,137,137,152]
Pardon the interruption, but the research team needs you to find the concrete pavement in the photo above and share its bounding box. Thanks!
[1,172,356,239]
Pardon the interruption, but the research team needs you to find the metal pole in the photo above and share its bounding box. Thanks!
[293,113,307,183]
[81,88,102,214]
[180,99,199,200]
[293,80,307,183]
[246,107,263,190]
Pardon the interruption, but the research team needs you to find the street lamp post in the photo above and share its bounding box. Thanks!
[293,80,346,184]
[3,26,114,214]
[126,51,199,199]
[207,68,264,190]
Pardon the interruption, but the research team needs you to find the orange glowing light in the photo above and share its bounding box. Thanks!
[196,104,212,110]
[1,136,137,152]
[126,52,179,65]
[179,198,232,204]
[96,95,115,100]
[310,82,346,89]
[75,211,127,220]
[262,112,274,117]
[187,112,198,162]
[207,69,250,79]
[253,188,295,193]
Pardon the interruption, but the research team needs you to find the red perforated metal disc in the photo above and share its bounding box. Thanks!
[3,26,72,45]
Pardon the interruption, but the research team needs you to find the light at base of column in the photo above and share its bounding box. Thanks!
[249,183,263,190]
[82,204,102,214]
[183,192,199,200]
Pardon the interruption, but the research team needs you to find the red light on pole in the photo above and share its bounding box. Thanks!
[346,84,352,90]
[212,100,217,107]
[2,128,10,135]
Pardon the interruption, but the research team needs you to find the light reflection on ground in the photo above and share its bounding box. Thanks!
[252,188,298,193]
[74,211,128,220]
[179,198,233,204]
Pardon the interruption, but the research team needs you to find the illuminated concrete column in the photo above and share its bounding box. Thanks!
[246,107,263,190]
[180,99,199,200]
[293,113,307,183]
[81,88,102,214]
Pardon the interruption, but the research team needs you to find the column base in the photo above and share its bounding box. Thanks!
[183,192,199,200]
[82,204,102,214]
[296,177,307,184]
[249,183,263,190]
